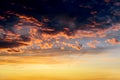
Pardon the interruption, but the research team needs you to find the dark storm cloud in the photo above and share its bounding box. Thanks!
[0,0,120,32]
[0,0,120,53]
[0,41,27,48]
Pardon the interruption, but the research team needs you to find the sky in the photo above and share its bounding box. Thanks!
[0,0,120,80]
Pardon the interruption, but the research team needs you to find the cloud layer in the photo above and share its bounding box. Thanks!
[0,0,120,54]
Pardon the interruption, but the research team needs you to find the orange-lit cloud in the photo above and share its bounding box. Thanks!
[87,40,100,48]
[0,12,120,54]
[106,38,120,45]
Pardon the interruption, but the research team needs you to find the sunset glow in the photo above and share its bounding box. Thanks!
[0,0,120,80]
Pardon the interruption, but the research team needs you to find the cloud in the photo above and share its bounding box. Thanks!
[87,40,100,48]
[0,7,120,53]
[0,41,28,54]
[106,38,120,45]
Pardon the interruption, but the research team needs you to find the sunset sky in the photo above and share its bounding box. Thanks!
[0,0,120,80]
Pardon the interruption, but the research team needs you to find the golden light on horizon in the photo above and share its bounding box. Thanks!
[0,49,120,80]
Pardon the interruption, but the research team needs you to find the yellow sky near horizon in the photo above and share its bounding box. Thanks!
[0,49,120,80]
